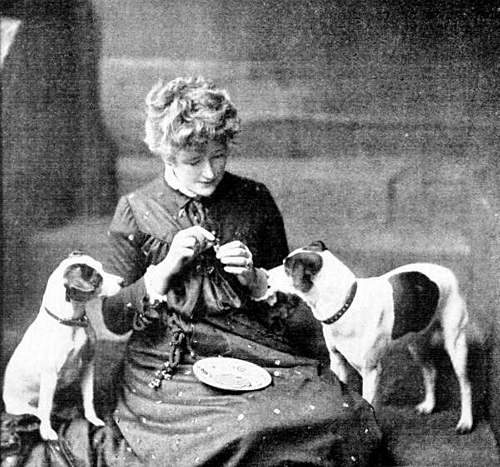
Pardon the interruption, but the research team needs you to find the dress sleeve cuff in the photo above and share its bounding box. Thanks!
[102,277,150,334]
[144,264,169,304]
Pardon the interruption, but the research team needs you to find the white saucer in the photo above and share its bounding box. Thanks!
[193,357,272,391]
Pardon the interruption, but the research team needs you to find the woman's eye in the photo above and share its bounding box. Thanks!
[188,159,201,166]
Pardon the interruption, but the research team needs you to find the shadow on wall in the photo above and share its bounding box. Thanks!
[1,0,118,320]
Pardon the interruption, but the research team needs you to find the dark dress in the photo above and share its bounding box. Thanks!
[14,172,382,466]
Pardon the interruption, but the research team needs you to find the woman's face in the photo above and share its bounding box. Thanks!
[169,140,228,197]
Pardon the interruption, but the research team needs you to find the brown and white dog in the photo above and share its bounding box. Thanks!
[263,241,473,433]
[2,252,123,440]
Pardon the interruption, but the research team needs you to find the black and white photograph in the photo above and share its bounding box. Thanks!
[1,1,499,465]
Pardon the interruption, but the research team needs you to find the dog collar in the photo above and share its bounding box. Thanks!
[321,281,358,325]
[45,307,89,327]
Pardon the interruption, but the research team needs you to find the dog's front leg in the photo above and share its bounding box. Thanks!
[81,362,105,427]
[38,371,59,440]
[328,349,350,386]
[361,366,381,407]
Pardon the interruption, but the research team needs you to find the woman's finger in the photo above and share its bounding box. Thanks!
[223,265,249,275]
[218,256,252,267]
[189,225,216,243]
[217,249,250,260]
[216,242,251,259]
[172,227,216,255]
[169,246,197,262]
[174,235,197,249]
[216,240,246,252]
[188,227,216,252]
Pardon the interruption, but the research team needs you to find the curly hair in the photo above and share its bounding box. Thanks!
[144,77,240,159]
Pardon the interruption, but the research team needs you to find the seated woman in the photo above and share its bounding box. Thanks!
[13,77,382,466]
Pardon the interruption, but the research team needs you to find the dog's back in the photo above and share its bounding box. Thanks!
[382,263,458,296]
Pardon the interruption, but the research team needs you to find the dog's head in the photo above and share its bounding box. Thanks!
[265,241,355,315]
[265,241,327,299]
[57,251,123,302]
[283,241,326,294]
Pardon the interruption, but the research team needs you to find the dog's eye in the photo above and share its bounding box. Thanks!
[79,264,97,281]
[92,274,103,288]
[65,264,102,289]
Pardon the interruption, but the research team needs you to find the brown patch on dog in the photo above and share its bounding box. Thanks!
[388,271,439,340]
[284,252,323,293]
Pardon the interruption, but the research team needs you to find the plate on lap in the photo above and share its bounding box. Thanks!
[193,357,272,391]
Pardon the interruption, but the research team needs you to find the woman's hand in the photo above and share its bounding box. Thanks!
[145,226,216,296]
[216,241,268,297]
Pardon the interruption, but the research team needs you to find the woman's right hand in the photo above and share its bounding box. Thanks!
[145,226,216,296]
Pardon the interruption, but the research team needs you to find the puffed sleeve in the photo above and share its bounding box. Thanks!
[101,196,149,335]
[105,195,147,284]
[253,183,289,270]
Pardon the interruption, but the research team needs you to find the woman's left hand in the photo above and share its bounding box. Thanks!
[216,241,268,297]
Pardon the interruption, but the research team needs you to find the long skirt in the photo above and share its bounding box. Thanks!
[9,318,382,466]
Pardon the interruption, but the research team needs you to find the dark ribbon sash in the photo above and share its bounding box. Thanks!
[166,197,243,320]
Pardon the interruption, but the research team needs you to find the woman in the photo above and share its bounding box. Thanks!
[13,77,382,466]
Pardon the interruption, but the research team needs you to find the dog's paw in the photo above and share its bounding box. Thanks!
[455,417,473,435]
[85,413,105,427]
[415,400,434,415]
[40,424,59,441]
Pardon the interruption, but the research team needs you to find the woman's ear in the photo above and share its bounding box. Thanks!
[161,143,178,166]
[163,155,174,166]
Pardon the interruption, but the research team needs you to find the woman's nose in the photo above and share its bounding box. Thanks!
[201,160,215,178]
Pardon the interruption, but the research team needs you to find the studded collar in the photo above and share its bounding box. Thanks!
[321,281,358,325]
[45,307,89,327]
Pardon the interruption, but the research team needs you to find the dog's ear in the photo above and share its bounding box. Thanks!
[304,241,328,252]
[63,264,103,302]
[284,252,323,293]
[69,250,85,257]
